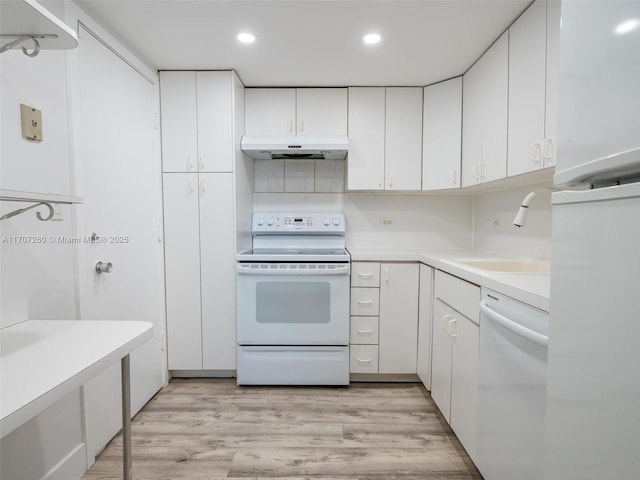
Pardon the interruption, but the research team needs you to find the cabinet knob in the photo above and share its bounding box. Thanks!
[95,261,113,274]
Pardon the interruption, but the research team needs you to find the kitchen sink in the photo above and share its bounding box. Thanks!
[452,258,551,274]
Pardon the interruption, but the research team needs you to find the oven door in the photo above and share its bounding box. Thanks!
[236,263,350,345]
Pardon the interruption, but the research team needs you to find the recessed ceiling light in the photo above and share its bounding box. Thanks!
[237,32,256,44]
[615,18,639,35]
[362,33,382,45]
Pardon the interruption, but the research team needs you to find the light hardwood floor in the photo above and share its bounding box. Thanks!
[81,379,482,479]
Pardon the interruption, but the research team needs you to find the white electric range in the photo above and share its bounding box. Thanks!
[236,213,350,385]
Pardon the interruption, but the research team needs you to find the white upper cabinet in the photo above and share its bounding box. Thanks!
[347,87,386,190]
[296,88,348,135]
[347,87,422,191]
[245,88,347,136]
[160,71,198,172]
[384,87,423,191]
[462,32,509,187]
[507,0,547,177]
[160,71,234,173]
[544,0,560,168]
[422,77,462,190]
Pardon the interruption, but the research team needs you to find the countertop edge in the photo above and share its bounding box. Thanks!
[347,248,550,312]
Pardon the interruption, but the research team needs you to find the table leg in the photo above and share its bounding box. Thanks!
[121,354,131,480]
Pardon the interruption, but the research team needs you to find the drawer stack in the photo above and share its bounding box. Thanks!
[349,262,380,373]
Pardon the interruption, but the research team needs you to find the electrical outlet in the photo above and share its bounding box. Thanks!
[381,217,394,226]
[20,104,43,141]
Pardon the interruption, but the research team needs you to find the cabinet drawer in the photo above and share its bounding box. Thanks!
[351,262,381,287]
[350,287,380,316]
[350,345,379,373]
[434,271,480,324]
[350,316,379,344]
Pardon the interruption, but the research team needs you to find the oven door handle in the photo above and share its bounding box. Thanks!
[237,264,350,275]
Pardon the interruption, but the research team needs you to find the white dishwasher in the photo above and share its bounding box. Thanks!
[476,289,549,480]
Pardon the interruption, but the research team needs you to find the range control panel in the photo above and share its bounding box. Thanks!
[252,213,345,234]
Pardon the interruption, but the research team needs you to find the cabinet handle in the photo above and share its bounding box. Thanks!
[200,178,206,193]
[357,300,372,305]
[530,143,542,166]
[542,138,554,166]
[298,120,304,132]
[357,329,373,334]
[480,162,486,180]
[378,174,383,188]
[357,357,372,363]
[187,155,195,171]
[358,273,373,278]
[473,163,480,180]
[442,314,452,333]
[449,318,457,338]
[288,119,293,133]
[188,178,196,196]
[388,174,393,189]
[452,169,458,186]
[199,154,205,171]
[384,267,389,283]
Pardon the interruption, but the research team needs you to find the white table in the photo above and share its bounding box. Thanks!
[1,320,153,480]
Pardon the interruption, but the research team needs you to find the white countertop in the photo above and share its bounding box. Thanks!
[0,320,153,438]
[347,248,550,312]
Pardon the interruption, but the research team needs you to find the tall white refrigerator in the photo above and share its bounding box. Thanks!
[546,1,640,479]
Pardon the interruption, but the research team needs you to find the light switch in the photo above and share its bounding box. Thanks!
[20,104,43,142]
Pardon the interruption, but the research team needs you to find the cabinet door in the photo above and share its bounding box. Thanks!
[422,78,462,190]
[296,88,347,135]
[160,72,198,172]
[379,263,419,374]
[200,173,237,370]
[417,264,434,389]
[163,173,203,369]
[347,87,385,190]
[450,314,479,462]
[431,299,453,421]
[196,72,233,173]
[544,0,561,167]
[480,33,509,183]
[245,88,296,135]
[462,33,508,186]
[384,87,423,190]
[508,0,547,177]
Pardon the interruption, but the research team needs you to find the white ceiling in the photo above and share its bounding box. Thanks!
[74,0,532,87]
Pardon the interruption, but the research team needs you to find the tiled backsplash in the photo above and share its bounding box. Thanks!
[254,159,344,193]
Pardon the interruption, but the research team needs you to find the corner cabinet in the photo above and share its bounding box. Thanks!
[431,270,480,462]
[422,77,463,190]
[244,88,347,136]
[347,87,422,191]
[160,71,233,173]
[461,32,509,187]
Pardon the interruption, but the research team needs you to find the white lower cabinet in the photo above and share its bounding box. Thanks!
[163,172,236,371]
[349,262,419,375]
[431,271,480,462]
[379,263,419,374]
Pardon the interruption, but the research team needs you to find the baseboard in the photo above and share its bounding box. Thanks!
[350,373,421,383]
[170,369,236,378]
[42,443,87,480]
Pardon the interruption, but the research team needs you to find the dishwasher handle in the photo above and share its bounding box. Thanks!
[480,300,549,348]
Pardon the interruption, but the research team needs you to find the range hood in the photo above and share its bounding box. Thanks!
[241,135,348,160]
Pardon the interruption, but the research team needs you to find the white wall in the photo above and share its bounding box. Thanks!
[473,180,553,259]
[0,3,85,479]
[254,192,474,250]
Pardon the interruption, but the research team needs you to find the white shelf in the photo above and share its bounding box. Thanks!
[0,0,78,52]
[0,189,82,204]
